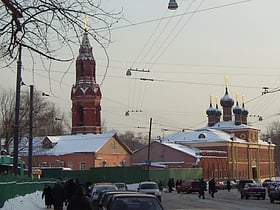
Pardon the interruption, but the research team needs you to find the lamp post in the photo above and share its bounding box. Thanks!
[13,44,22,176]
[147,118,152,180]
[28,85,34,177]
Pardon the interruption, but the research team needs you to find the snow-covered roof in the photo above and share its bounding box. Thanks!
[203,121,259,131]
[19,133,117,156]
[162,128,248,144]
[158,141,201,158]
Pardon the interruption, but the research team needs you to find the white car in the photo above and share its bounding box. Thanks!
[137,181,162,201]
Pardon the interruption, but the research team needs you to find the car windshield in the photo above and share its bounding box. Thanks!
[111,197,162,210]
[93,185,117,193]
[140,183,157,189]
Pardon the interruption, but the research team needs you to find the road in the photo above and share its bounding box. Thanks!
[161,189,280,210]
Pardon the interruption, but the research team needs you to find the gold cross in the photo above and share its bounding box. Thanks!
[83,16,88,31]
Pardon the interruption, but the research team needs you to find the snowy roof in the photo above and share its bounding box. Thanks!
[203,121,259,131]
[158,141,201,158]
[19,133,117,156]
[162,128,248,144]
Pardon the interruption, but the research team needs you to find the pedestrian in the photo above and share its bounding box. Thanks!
[67,185,94,210]
[226,179,231,192]
[198,178,206,199]
[168,178,172,193]
[42,184,53,208]
[52,178,65,210]
[158,180,163,191]
[209,178,217,198]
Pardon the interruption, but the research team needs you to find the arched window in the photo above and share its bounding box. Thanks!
[198,133,206,139]
[78,106,84,126]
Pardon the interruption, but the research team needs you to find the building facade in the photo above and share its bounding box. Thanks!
[162,86,275,181]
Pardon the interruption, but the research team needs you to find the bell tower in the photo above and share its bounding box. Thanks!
[71,27,102,134]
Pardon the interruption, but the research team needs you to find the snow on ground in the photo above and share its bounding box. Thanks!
[1,184,140,210]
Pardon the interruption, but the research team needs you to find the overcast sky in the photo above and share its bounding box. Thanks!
[2,0,280,138]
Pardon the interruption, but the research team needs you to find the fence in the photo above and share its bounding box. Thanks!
[0,176,55,208]
[0,167,202,208]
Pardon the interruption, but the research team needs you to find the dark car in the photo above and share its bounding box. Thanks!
[105,193,163,210]
[240,183,266,200]
[90,183,118,202]
[237,179,254,192]
[98,190,138,209]
[176,181,200,193]
[268,183,280,203]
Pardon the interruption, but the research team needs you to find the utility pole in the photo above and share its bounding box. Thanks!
[13,44,22,176]
[147,117,152,180]
[28,85,34,177]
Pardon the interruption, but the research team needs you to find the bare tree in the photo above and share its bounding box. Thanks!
[0,87,70,153]
[118,131,146,152]
[0,0,122,64]
[263,121,280,176]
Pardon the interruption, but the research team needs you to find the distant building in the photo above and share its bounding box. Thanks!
[132,86,275,181]
[20,133,131,170]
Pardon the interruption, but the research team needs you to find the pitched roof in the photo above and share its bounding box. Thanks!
[19,132,126,156]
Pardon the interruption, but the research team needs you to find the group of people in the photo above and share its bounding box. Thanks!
[42,178,94,210]
[198,178,232,199]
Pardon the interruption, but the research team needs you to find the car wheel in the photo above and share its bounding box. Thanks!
[241,195,243,199]
[262,196,265,200]
[245,196,249,199]
[270,199,274,203]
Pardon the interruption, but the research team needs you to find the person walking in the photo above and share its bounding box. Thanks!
[226,179,231,192]
[198,178,206,199]
[209,178,217,198]
[67,185,94,210]
[42,184,53,208]
[52,178,65,210]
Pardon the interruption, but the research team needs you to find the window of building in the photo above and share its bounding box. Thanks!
[68,162,73,169]
[78,106,84,126]
[80,162,86,170]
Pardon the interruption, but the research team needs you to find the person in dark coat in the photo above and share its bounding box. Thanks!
[52,178,65,210]
[42,184,53,208]
[208,178,217,198]
[65,179,77,205]
[67,185,94,210]
[226,179,231,192]
[198,178,206,199]
[168,178,172,193]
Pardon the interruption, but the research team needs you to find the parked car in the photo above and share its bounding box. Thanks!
[268,183,280,203]
[90,183,118,202]
[105,193,163,210]
[262,179,272,188]
[114,182,128,191]
[240,183,266,199]
[176,181,200,193]
[98,190,138,209]
[237,179,254,192]
[137,181,162,201]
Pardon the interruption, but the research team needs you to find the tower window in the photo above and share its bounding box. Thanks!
[78,106,84,126]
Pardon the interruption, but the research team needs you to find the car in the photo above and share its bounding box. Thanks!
[98,190,138,209]
[137,181,162,201]
[237,179,254,192]
[240,183,266,199]
[114,182,128,191]
[90,183,118,203]
[105,193,163,210]
[176,181,200,193]
[268,183,280,203]
[262,179,272,187]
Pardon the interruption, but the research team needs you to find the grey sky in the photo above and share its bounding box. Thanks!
[2,0,280,138]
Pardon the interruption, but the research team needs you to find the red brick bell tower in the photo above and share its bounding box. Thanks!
[71,29,102,134]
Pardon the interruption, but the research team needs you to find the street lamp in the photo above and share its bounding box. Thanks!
[168,0,178,10]
[126,68,150,76]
